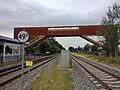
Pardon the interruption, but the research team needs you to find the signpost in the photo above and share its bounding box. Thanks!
[26,61,33,66]
[17,30,29,90]
[26,61,33,90]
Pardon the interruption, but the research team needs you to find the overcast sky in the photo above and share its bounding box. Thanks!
[0,0,119,49]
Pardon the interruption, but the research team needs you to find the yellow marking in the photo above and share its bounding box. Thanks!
[26,61,33,66]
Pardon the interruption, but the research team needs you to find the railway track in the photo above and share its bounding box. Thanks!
[0,56,52,77]
[0,55,58,88]
[70,54,120,90]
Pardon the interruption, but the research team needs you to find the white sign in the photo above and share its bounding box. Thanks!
[17,30,29,43]
[48,27,79,31]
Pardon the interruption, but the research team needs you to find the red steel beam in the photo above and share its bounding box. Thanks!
[80,35,104,47]
[25,36,47,48]
[14,25,101,39]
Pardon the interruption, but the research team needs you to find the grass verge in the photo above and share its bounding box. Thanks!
[26,61,74,90]
[73,52,120,68]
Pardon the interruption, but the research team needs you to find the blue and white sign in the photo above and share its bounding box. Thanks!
[17,30,29,43]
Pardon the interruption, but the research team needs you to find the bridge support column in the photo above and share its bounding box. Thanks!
[60,50,70,68]
[80,35,104,47]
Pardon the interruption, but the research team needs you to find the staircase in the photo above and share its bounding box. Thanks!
[25,35,47,48]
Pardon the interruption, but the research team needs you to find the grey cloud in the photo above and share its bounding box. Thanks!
[0,0,118,29]
[0,0,119,48]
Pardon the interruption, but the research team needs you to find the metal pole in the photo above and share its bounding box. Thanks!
[0,55,2,66]
[22,44,24,90]
[28,66,30,90]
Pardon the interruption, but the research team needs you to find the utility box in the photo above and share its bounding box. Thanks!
[60,50,70,68]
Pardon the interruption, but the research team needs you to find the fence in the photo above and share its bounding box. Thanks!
[0,55,22,66]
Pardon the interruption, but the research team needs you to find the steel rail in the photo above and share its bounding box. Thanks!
[0,56,57,88]
[0,56,52,77]
[71,54,120,81]
[70,56,112,90]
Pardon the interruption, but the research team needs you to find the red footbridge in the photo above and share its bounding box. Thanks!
[14,25,104,48]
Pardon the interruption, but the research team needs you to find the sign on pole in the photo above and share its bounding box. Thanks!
[18,30,29,43]
[26,61,33,90]
[26,61,33,66]
[17,30,29,90]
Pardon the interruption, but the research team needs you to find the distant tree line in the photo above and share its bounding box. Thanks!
[68,44,101,53]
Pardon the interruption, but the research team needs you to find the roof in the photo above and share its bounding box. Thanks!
[0,35,20,44]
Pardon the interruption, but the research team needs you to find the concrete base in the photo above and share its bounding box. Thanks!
[60,50,70,68]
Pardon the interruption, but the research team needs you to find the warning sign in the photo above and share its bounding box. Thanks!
[26,61,33,66]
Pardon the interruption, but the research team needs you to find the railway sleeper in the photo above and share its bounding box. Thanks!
[108,84,120,89]
[106,81,120,85]
[103,78,118,81]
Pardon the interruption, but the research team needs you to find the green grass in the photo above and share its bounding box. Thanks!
[26,61,74,90]
[76,52,120,67]
[109,57,120,64]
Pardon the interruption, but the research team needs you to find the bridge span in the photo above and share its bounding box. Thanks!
[14,25,100,38]
[14,25,104,48]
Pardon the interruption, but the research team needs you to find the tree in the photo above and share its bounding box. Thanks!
[98,3,120,57]
[27,38,65,55]
[27,47,35,54]
[91,45,98,52]
[68,47,75,52]
[77,46,84,51]
[84,44,91,52]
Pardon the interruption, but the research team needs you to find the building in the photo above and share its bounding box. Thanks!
[0,35,22,62]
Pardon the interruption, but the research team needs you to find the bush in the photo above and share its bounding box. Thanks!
[109,57,120,64]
